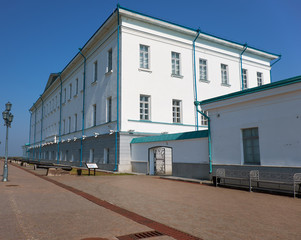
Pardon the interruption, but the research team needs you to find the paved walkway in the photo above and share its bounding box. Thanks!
[1,160,301,240]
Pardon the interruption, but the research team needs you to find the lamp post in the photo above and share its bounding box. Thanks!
[2,102,13,182]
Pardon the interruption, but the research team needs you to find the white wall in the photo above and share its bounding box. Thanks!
[120,16,273,135]
[204,83,301,167]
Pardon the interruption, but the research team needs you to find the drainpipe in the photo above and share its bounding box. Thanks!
[39,95,44,162]
[78,48,86,167]
[33,106,37,160]
[193,29,201,131]
[114,4,120,172]
[194,101,212,177]
[240,44,248,90]
[57,73,62,164]
[270,55,281,82]
[28,110,32,160]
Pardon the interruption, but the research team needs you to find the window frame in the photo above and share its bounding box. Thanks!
[242,68,248,89]
[199,58,208,82]
[139,44,150,69]
[139,95,151,120]
[107,49,113,72]
[172,99,182,124]
[242,127,261,165]
[221,64,229,86]
[93,104,97,127]
[171,51,181,77]
[106,97,112,122]
[257,72,263,86]
[93,61,98,82]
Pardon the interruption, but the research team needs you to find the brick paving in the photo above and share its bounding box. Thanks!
[1,160,301,240]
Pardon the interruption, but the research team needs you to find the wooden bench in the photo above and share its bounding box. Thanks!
[215,168,259,192]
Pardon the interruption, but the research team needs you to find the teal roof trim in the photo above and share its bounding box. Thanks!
[199,75,301,105]
[131,130,208,144]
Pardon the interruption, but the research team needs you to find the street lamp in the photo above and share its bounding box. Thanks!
[2,102,13,182]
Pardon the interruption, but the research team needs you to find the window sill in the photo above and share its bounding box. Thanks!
[91,81,97,86]
[221,83,231,87]
[105,70,113,76]
[62,103,66,106]
[80,90,84,93]
[171,74,183,79]
[74,94,78,98]
[200,79,210,83]
[138,68,152,73]
[172,122,183,125]
[68,99,71,102]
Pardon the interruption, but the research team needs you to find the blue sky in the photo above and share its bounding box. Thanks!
[0,0,300,156]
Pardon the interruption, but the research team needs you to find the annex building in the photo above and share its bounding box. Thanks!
[27,6,280,175]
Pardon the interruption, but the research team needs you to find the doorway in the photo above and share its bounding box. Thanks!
[148,146,172,175]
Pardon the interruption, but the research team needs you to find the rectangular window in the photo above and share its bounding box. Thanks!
[89,149,94,163]
[68,117,71,133]
[172,100,182,123]
[242,127,260,165]
[93,61,98,82]
[104,148,109,164]
[93,104,97,126]
[242,69,248,89]
[74,114,77,132]
[63,88,66,103]
[140,95,150,120]
[139,44,149,69]
[199,58,207,81]
[171,52,180,76]
[221,64,229,85]
[200,110,208,126]
[69,84,72,99]
[107,49,112,72]
[257,72,263,86]
[75,78,79,95]
[106,97,112,122]
[65,150,68,161]
[63,119,65,134]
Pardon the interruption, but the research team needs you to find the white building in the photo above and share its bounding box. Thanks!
[198,75,301,179]
[28,5,279,173]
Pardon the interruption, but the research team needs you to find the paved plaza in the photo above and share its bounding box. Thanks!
[0,160,301,240]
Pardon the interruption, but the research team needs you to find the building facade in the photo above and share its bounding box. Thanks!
[28,6,279,172]
[198,75,301,179]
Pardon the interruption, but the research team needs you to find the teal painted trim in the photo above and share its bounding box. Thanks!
[240,44,248,90]
[270,55,282,82]
[120,131,161,136]
[199,75,301,105]
[128,119,198,128]
[57,74,62,164]
[194,102,212,175]
[118,5,280,58]
[33,106,37,160]
[193,29,200,131]
[28,110,32,160]
[114,4,120,172]
[78,49,87,167]
[39,96,44,162]
[131,130,208,144]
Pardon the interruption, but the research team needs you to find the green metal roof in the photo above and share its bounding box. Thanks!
[198,75,301,106]
[131,130,208,144]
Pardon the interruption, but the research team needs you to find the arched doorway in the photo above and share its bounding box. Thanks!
[148,146,172,175]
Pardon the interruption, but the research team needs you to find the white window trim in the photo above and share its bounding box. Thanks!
[140,95,151,121]
[172,99,182,124]
[139,44,150,70]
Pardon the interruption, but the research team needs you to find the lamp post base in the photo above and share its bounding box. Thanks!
[2,163,8,182]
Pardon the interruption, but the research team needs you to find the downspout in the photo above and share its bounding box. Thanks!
[39,96,44,162]
[28,110,32,160]
[33,106,37,160]
[194,101,212,177]
[78,48,86,167]
[57,73,62,164]
[193,29,201,130]
[240,44,248,90]
[114,4,120,171]
[270,55,281,82]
